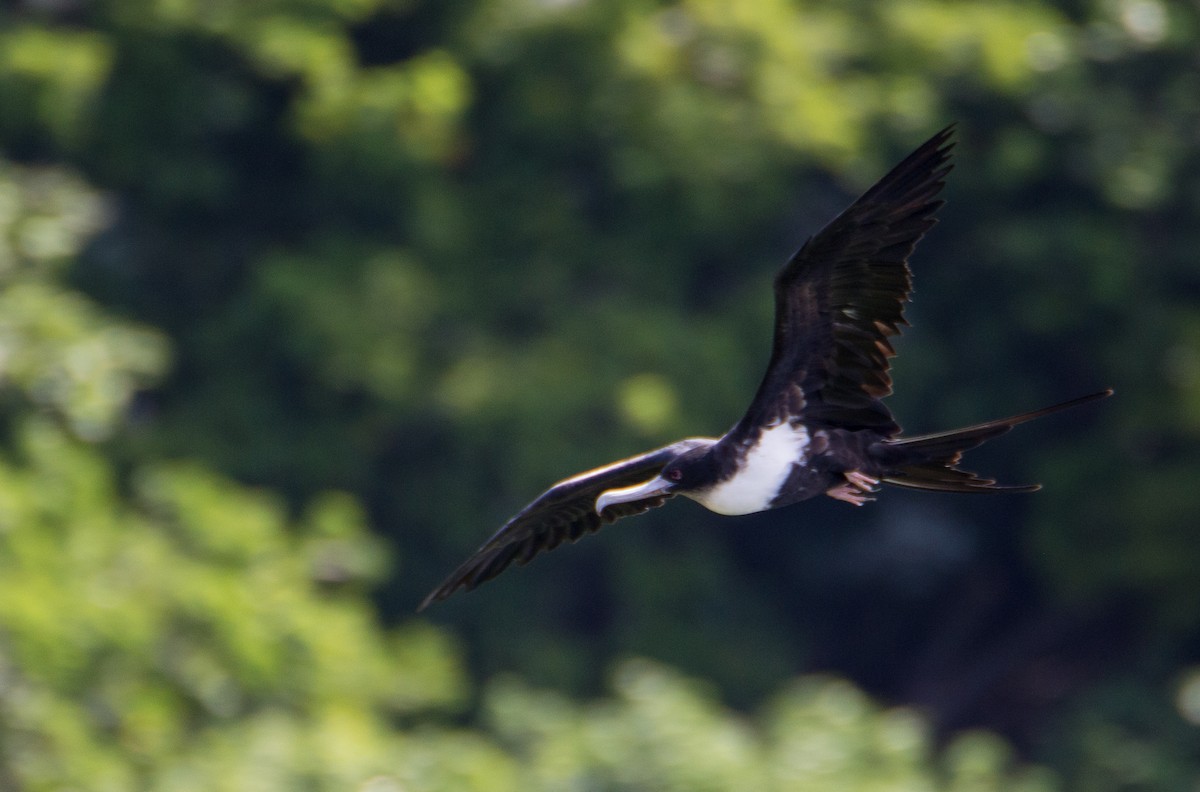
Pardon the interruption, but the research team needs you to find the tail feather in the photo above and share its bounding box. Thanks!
[879,389,1112,494]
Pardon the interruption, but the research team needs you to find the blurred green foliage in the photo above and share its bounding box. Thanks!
[0,0,1198,788]
[0,157,1053,791]
[486,660,1059,792]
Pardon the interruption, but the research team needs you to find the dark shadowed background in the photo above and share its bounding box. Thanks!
[0,0,1196,788]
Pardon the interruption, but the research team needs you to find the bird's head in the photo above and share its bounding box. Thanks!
[594,444,717,515]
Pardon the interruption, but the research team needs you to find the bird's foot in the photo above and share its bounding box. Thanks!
[825,483,874,506]
[825,470,880,507]
[844,470,880,492]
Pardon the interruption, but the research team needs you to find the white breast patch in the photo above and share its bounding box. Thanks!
[688,422,810,515]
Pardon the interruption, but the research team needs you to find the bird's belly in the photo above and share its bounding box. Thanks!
[688,423,811,516]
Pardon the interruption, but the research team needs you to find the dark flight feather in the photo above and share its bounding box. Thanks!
[731,125,955,439]
[418,437,714,610]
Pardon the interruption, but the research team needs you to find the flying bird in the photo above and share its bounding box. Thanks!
[420,125,1111,611]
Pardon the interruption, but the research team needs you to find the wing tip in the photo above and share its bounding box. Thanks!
[416,588,443,612]
[926,122,957,156]
[418,572,475,611]
[853,122,958,213]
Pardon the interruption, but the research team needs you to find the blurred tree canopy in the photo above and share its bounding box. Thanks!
[1,0,1198,788]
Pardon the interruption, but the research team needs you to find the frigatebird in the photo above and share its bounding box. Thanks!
[419,125,1110,611]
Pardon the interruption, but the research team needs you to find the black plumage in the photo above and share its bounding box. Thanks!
[419,439,713,609]
[729,124,952,440]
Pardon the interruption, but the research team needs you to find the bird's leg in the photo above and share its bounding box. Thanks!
[825,470,880,507]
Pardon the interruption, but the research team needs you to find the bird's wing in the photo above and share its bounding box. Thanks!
[730,126,954,440]
[419,437,715,610]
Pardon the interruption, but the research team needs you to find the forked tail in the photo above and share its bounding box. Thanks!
[878,389,1112,493]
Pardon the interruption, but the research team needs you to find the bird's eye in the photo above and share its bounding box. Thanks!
[665,468,683,482]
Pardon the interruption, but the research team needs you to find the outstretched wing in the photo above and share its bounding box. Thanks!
[419,437,715,610]
[731,126,955,440]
